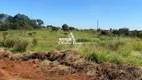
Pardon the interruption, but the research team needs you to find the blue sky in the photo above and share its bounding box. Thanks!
[0,0,142,30]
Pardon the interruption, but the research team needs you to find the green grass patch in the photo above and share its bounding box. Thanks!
[0,29,141,66]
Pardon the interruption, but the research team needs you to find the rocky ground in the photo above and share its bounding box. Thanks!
[0,48,142,80]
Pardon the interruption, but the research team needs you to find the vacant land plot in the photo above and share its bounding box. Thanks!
[0,29,142,66]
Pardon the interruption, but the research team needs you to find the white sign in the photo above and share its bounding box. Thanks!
[59,38,72,41]
[58,32,83,45]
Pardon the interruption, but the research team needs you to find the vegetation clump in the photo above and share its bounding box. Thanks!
[13,40,29,52]
[1,39,15,48]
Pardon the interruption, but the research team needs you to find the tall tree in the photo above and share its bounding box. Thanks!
[36,19,44,27]
[62,24,69,31]
[0,13,9,22]
[12,13,30,22]
[69,27,75,30]
[0,13,44,30]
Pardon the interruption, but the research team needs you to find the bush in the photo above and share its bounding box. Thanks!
[107,40,125,50]
[88,53,108,63]
[137,32,142,38]
[88,53,99,63]
[69,27,76,31]
[14,40,29,52]
[47,25,53,28]
[32,38,38,46]
[98,40,125,50]
[32,32,37,35]
[76,38,91,42]
[2,39,15,48]
[88,52,124,64]
[100,30,108,35]
[64,32,68,35]
[28,32,33,36]
[0,23,9,31]
[2,32,8,40]
[118,28,129,36]
[132,42,142,51]
[52,27,59,31]
[112,30,119,35]
[129,30,139,37]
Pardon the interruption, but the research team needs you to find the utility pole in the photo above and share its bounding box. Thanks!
[97,20,99,30]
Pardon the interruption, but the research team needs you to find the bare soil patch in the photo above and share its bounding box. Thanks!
[0,49,142,80]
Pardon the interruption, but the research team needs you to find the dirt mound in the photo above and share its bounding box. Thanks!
[0,49,142,80]
[0,50,92,80]
[99,63,142,80]
[0,59,45,80]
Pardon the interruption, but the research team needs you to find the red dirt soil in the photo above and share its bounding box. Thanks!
[0,59,45,80]
[0,49,141,80]
[0,58,90,80]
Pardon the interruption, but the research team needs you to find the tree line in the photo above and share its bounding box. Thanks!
[1,13,142,38]
[0,13,77,31]
[0,13,44,30]
[47,24,77,32]
[98,28,142,38]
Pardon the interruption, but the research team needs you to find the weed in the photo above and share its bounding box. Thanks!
[13,40,29,52]
[32,38,38,46]
[2,39,15,48]
[76,38,91,42]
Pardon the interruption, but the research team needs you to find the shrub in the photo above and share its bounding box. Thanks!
[2,32,8,40]
[2,39,15,48]
[118,28,129,36]
[28,32,33,36]
[112,30,119,35]
[69,27,76,31]
[88,53,99,63]
[97,39,125,50]
[107,54,124,64]
[76,38,91,42]
[88,52,124,64]
[100,30,108,35]
[0,40,3,46]
[132,42,142,51]
[137,32,142,38]
[52,27,59,31]
[129,30,139,37]
[107,40,124,50]
[14,40,29,52]
[32,32,37,35]
[88,53,108,63]
[0,24,9,31]
[32,38,38,46]
[97,28,101,32]
[64,32,68,35]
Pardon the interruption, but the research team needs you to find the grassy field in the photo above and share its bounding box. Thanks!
[0,28,142,66]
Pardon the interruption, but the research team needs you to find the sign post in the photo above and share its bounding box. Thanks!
[58,32,82,45]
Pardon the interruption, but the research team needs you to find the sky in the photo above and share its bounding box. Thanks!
[0,0,142,30]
